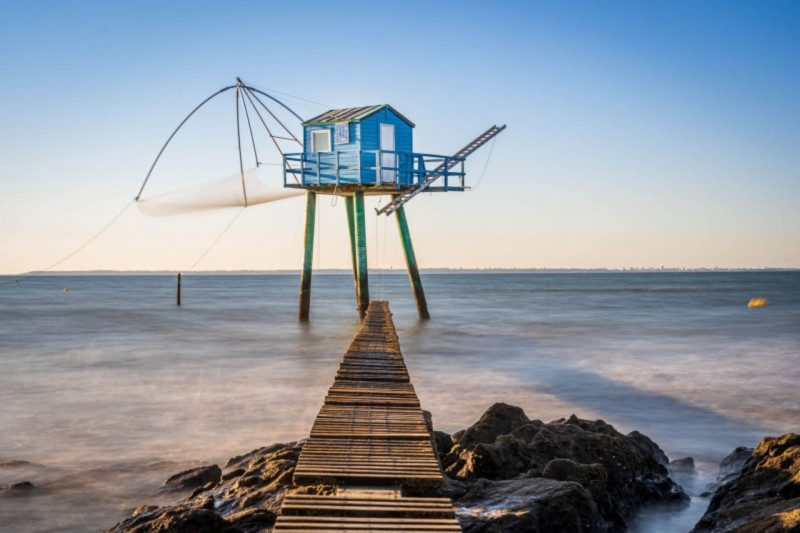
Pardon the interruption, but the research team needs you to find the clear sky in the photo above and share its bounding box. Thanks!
[1,0,798,273]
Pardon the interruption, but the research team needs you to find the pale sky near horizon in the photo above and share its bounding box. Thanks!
[1,1,798,274]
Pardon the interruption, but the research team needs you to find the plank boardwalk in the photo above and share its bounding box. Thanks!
[273,301,462,532]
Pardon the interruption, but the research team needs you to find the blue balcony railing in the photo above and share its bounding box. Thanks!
[283,150,465,190]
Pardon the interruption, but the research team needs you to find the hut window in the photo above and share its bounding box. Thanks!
[311,130,331,152]
[335,122,349,144]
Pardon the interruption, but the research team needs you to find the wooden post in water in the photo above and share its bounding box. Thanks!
[353,191,369,320]
[298,191,316,321]
[176,273,182,307]
[344,195,359,310]
[394,204,429,319]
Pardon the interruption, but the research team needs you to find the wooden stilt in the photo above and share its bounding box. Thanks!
[344,195,359,310]
[298,191,316,321]
[176,273,182,307]
[395,204,430,319]
[354,191,369,320]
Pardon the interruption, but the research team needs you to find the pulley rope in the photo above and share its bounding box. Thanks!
[469,136,497,191]
[0,199,135,286]
[186,207,246,272]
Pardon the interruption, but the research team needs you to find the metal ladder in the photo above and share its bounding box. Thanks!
[376,124,506,216]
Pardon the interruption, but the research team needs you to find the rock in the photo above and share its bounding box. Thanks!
[455,477,606,532]
[0,460,31,468]
[692,433,800,533]
[717,445,753,482]
[627,430,670,468]
[131,505,158,517]
[109,442,309,533]
[670,457,697,477]
[442,405,688,530]
[163,465,221,492]
[5,481,36,493]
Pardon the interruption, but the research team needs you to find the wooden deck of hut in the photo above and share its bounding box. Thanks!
[273,301,462,532]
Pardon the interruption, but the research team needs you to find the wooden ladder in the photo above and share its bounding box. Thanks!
[376,125,506,216]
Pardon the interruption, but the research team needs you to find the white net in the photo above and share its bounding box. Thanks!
[136,167,304,216]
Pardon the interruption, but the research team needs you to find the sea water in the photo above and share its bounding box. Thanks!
[0,272,798,531]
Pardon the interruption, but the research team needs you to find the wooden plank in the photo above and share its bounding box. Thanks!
[274,301,462,532]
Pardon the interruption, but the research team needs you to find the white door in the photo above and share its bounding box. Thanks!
[380,124,396,183]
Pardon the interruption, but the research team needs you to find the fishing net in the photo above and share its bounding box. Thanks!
[136,167,304,216]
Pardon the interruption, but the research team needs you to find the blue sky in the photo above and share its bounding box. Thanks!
[1,0,798,272]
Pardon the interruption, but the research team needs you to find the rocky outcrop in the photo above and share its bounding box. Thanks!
[163,465,222,492]
[108,442,319,533]
[108,405,689,533]
[692,433,800,533]
[439,404,688,531]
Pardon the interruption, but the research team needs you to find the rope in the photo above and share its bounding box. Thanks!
[187,207,246,272]
[469,136,497,191]
[240,86,260,167]
[1,199,134,285]
[381,211,388,300]
[235,87,248,206]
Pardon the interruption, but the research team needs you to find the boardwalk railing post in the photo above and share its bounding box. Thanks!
[394,204,430,319]
[345,195,359,312]
[298,191,316,321]
[354,191,370,320]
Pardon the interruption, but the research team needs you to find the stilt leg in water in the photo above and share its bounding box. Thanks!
[176,273,182,307]
[354,191,369,320]
[298,191,316,321]
[345,195,359,311]
[395,204,430,319]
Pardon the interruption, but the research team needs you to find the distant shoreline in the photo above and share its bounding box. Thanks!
[6,268,799,276]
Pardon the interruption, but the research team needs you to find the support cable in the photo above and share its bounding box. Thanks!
[240,87,300,185]
[469,136,497,191]
[1,199,134,286]
[243,86,302,145]
[187,207,246,272]
[239,84,260,167]
[136,85,236,201]
[235,87,248,207]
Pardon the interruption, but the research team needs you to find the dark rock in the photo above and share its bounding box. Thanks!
[221,468,246,482]
[0,460,31,468]
[109,442,309,533]
[443,405,688,531]
[5,481,36,493]
[456,477,607,532]
[627,430,670,468]
[692,433,800,532]
[670,457,697,477]
[452,402,529,448]
[163,465,221,492]
[717,445,753,482]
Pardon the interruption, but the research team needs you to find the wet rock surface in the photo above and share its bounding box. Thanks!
[692,433,800,533]
[440,403,688,532]
[108,442,324,533]
[163,465,222,492]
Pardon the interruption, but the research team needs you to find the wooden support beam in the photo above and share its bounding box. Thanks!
[345,195,359,311]
[394,204,430,320]
[298,191,316,321]
[354,191,370,320]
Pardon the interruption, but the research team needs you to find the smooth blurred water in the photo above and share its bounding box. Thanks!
[1,272,798,531]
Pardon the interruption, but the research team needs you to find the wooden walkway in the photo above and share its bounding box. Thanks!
[274,301,462,532]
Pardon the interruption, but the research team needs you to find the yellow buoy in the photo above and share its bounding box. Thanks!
[747,297,767,308]
[63,287,70,292]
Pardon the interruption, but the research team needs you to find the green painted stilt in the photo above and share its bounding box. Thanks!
[395,204,430,320]
[353,191,370,320]
[298,191,316,321]
[344,195,359,311]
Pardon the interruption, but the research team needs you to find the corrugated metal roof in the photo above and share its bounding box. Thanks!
[304,105,415,127]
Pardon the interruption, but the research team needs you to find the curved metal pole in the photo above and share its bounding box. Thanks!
[135,85,236,200]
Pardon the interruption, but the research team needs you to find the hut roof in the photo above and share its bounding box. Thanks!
[304,105,415,127]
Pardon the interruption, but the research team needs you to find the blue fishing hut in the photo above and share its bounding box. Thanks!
[283,104,505,322]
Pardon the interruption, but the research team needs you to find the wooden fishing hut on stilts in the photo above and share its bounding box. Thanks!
[284,105,505,321]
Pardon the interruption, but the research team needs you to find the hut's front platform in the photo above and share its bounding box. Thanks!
[273,301,461,532]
